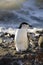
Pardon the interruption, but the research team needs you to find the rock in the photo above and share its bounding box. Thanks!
[36,30,43,34]
[2,37,12,47]
[3,37,13,43]
[38,36,43,48]
[2,42,8,47]
[11,60,23,65]
[35,52,43,63]
[4,33,10,37]
[0,32,4,37]
[9,34,15,40]
[30,39,35,48]
[0,38,2,44]
[7,28,16,35]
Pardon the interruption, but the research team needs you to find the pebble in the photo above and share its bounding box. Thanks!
[3,37,13,43]
[0,38,3,44]
[0,32,4,37]
[4,33,10,37]
[38,36,43,48]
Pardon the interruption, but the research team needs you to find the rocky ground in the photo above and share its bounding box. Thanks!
[0,30,43,65]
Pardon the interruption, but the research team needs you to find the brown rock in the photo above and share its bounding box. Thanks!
[38,36,43,48]
[0,38,2,44]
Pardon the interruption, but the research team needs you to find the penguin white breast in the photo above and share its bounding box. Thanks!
[15,29,28,51]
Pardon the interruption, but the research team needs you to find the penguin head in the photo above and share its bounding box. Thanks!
[19,22,32,29]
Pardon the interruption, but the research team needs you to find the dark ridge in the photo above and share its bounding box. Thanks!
[31,16,43,22]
